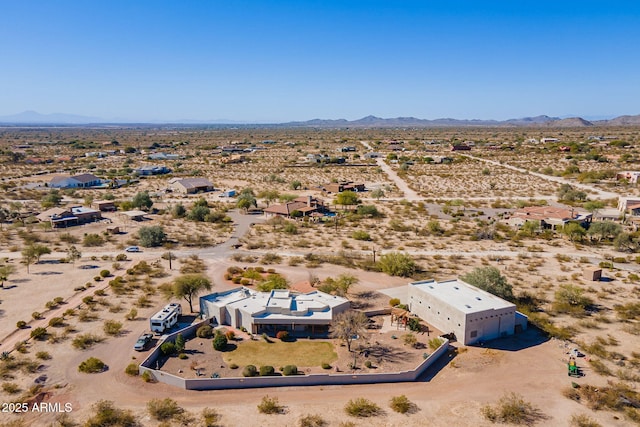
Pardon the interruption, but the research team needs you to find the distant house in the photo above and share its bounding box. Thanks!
[218,189,236,198]
[261,140,277,144]
[49,173,103,189]
[507,206,591,229]
[321,181,365,194]
[134,165,171,176]
[220,154,246,164]
[92,200,116,212]
[36,206,101,228]
[451,144,471,151]
[363,152,380,159]
[337,146,356,152]
[148,152,181,160]
[169,177,215,194]
[263,196,328,218]
[616,171,640,184]
[541,137,560,143]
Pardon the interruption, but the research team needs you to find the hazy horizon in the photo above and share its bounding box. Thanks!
[2,1,639,122]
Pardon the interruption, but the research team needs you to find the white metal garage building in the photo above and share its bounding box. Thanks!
[408,279,527,345]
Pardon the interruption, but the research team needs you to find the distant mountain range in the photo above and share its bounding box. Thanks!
[1,110,640,127]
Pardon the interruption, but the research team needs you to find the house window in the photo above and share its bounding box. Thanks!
[470,330,478,338]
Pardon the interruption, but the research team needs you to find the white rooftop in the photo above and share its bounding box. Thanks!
[409,279,514,314]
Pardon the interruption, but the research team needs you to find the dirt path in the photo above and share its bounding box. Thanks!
[460,153,620,200]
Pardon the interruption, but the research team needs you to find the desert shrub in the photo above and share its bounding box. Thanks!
[257,395,284,414]
[390,395,415,414]
[202,407,221,427]
[30,327,47,340]
[125,308,138,321]
[378,252,417,277]
[141,370,154,383]
[99,269,111,278]
[428,337,444,350]
[125,363,139,376]
[16,320,27,329]
[481,392,544,424]
[553,284,593,315]
[32,311,42,320]
[78,357,106,373]
[242,365,257,377]
[178,353,188,359]
[196,324,213,338]
[352,230,371,241]
[83,233,105,247]
[403,333,418,347]
[72,333,103,350]
[225,330,235,341]
[35,351,51,360]
[213,332,228,351]
[147,397,184,421]
[299,414,327,427]
[160,342,177,356]
[84,400,139,427]
[344,398,382,417]
[588,359,612,376]
[282,365,298,376]
[614,302,640,320]
[229,363,239,369]
[138,225,166,247]
[260,365,276,376]
[45,300,58,310]
[115,253,128,261]
[570,413,602,427]
[103,320,123,336]
[389,298,400,307]
[321,363,332,369]
[2,382,20,394]
[276,330,289,341]
[364,360,373,368]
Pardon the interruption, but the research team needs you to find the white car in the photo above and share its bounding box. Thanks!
[125,246,141,253]
[134,333,153,351]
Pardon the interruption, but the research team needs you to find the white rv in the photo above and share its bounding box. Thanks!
[150,303,182,334]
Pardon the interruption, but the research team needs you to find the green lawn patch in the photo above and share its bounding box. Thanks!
[223,340,337,367]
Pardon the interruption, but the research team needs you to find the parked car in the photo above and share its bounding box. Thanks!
[125,246,141,253]
[134,333,154,351]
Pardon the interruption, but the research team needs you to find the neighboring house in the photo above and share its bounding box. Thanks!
[507,206,591,229]
[134,165,171,176]
[408,279,527,345]
[148,152,181,160]
[263,196,328,218]
[169,177,215,194]
[36,206,101,228]
[200,287,350,336]
[337,146,356,152]
[49,173,103,189]
[541,137,560,143]
[616,171,640,184]
[218,189,237,198]
[451,144,471,151]
[92,200,116,212]
[363,152,380,159]
[321,181,365,194]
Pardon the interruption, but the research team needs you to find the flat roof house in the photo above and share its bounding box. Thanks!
[507,206,591,229]
[408,279,527,345]
[49,173,103,189]
[263,196,328,218]
[169,177,215,194]
[200,287,350,336]
[36,206,101,227]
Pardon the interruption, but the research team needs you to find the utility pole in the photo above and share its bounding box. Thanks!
[372,247,377,263]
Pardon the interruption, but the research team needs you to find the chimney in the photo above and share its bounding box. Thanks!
[307,195,312,207]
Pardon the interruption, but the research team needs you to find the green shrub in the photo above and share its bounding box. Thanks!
[229,363,239,369]
[32,311,42,320]
[30,327,47,340]
[364,360,372,368]
[2,382,21,394]
[321,363,332,370]
[260,365,276,376]
[99,269,111,278]
[141,370,154,383]
[115,253,128,261]
[389,298,400,307]
[242,365,257,377]
[16,320,27,329]
[178,353,188,359]
[103,320,123,336]
[283,365,298,376]
[344,398,382,417]
[125,308,138,321]
[196,324,213,338]
[84,400,137,427]
[202,407,221,427]
[160,342,177,355]
[213,332,228,351]
[257,395,284,414]
[390,395,415,414]
[125,363,139,376]
[428,337,444,350]
[351,230,371,241]
[78,357,106,373]
[570,413,602,427]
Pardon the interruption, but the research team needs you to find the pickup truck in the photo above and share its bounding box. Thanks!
[134,333,154,351]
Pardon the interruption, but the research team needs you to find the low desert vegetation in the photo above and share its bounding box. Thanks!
[481,392,546,425]
[344,397,383,417]
[257,395,285,414]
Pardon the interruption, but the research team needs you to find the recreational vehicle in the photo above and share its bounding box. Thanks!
[150,303,182,334]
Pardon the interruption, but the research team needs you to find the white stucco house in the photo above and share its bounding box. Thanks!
[407,279,527,345]
[199,287,350,336]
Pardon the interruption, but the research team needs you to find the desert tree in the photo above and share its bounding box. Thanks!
[335,191,360,210]
[132,191,153,210]
[461,266,514,301]
[330,310,369,352]
[160,274,212,313]
[66,245,82,264]
[138,225,166,247]
[378,252,417,277]
[0,264,15,288]
[258,190,280,207]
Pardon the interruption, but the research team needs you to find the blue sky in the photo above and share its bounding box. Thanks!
[1,1,639,122]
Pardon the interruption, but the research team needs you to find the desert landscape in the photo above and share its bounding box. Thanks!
[0,125,639,426]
